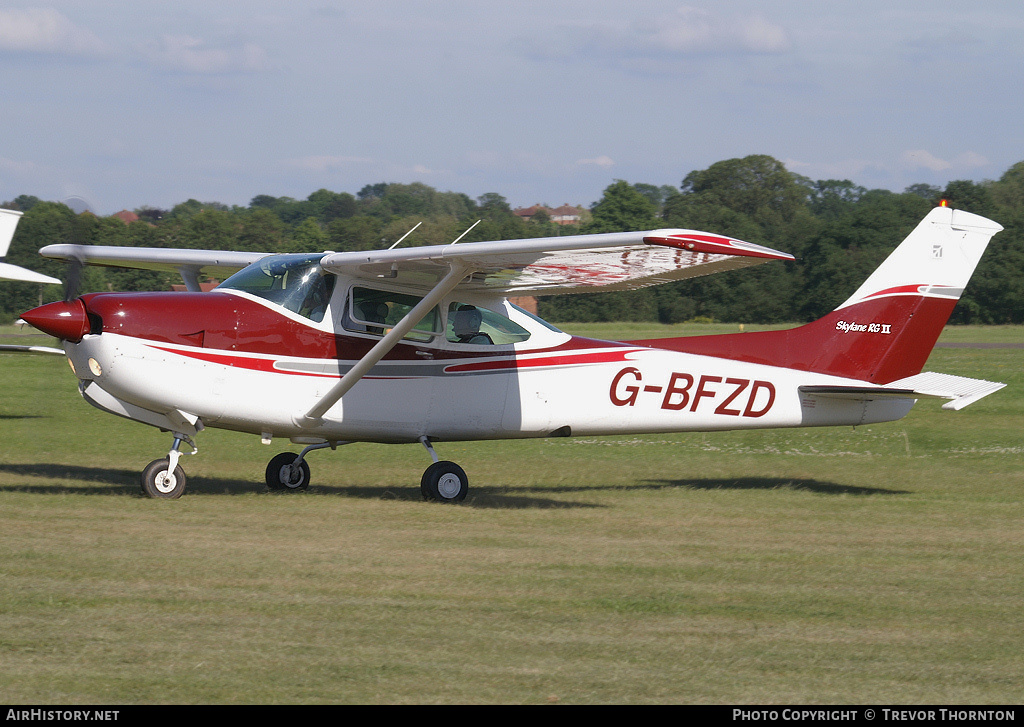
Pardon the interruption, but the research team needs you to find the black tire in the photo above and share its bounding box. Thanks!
[420,461,468,503]
[141,458,187,499]
[266,452,310,491]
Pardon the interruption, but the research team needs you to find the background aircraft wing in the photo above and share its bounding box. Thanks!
[39,245,268,289]
[2,208,61,284]
[0,261,62,284]
[319,229,794,295]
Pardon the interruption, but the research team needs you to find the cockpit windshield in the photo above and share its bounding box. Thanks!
[217,254,335,322]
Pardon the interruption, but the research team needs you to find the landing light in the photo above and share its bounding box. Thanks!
[88,358,103,377]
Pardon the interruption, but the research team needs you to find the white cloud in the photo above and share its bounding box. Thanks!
[736,13,792,54]
[577,156,615,168]
[561,7,792,63]
[138,35,268,74]
[900,150,990,173]
[642,8,791,55]
[0,8,106,56]
[900,149,953,172]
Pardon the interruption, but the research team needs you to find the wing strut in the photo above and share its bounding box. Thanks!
[296,262,471,427]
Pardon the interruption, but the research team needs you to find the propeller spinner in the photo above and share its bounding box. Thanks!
[19,247,90,341]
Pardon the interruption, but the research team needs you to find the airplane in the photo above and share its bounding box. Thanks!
[18,204,1005,501]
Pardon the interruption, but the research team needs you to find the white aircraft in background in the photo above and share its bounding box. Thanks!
[1,208,60,285]
[1,208,63,354]
[19,205,1004,501]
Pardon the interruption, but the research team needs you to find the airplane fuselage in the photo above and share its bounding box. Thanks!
[63,282,913,448]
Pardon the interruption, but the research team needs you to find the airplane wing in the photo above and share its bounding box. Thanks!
[38,245,268,291]
[39,228,792,295]
[318,228,794,295]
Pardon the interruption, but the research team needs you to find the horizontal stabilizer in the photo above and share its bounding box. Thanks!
[800,372,1005,411]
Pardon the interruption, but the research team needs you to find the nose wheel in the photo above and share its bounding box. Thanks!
[140,434,197,499]
[141,458,187,499]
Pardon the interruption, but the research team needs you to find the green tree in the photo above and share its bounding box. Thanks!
[798,189,932,319]
[989,161,1024,211]
[941,180,996,217]
[327,216,384,251]
[307,189,357,223]
[680,154,809,221]
[291,217,328,253]
[583,180,659,233]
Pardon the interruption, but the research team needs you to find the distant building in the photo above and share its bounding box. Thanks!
[509,296,538,314]
[549,204,582,225]
[112,210,139,224]
[513,204,583,226]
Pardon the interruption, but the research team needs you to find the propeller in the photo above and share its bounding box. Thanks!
[62,246,85,302]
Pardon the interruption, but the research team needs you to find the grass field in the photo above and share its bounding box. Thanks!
[1,323,1022,704]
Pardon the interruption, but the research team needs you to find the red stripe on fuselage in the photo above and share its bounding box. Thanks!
[443,348,641,373]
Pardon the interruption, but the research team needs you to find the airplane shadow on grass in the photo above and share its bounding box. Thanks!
[0,463,909,508]
[642,477,911,497]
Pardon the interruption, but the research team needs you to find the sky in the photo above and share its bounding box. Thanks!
[1,1,1022,215]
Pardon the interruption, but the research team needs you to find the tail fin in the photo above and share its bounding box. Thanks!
[636,206,1004,384]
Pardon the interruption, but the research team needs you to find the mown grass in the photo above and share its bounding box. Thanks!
[0,324,1021,704]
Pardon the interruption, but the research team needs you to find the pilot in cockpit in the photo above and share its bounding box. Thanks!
[451,305,493,345]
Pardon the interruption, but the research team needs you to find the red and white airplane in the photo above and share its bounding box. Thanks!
[19,205,1004,501]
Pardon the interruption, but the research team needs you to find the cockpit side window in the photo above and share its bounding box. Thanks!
[446,302,531,345]
[217,254,335,322]
[343,287,441,342]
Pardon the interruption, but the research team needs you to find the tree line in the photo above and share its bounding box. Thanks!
[3,155,1023,325]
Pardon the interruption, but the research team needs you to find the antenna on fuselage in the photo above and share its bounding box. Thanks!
[449,219,481,245]
[388,221,422,250]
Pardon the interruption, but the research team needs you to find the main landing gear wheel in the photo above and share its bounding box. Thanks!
[421,461,468,503]
[266,452,311,491]
[141,458,187,499]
